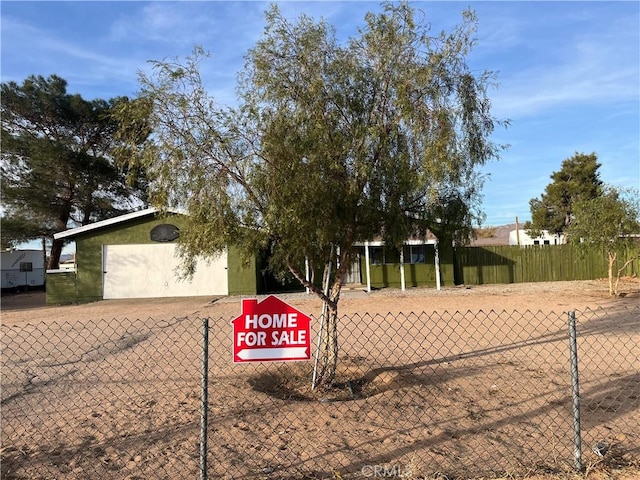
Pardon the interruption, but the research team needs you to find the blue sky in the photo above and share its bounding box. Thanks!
[2,1,639,228]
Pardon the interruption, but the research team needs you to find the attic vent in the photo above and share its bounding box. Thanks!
[150,224,180,242]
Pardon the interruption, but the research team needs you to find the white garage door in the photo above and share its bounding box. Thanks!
[103,244,228,299]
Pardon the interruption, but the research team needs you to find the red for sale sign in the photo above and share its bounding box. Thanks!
[231,295,311,363]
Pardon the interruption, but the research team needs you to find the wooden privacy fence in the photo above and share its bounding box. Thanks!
[454,244,638,286]
[46,244,638,300]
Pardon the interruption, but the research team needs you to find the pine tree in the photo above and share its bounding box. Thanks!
[527,152,602,237]
[1,75,146,268]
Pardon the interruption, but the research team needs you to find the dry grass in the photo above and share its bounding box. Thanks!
[474,227,498,239]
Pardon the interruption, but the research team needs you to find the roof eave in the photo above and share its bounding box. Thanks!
[54,207,182,240]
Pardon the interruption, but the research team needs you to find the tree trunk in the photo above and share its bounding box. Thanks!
[48,237,64,270]
[315,299,339,388]
[293,247,351,390]
[82,207,92,226]
[48,208,71,270]
[314,265,345,389]
[607,251,616,297]
[41,237,47,271]
[615,257,636,298]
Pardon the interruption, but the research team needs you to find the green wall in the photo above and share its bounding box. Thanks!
[69,213,256,303]
[227,245,257,296]
[361,244,455,289]
[46,271,77,305]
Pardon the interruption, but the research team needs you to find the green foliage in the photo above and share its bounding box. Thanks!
[0,216,47,250]
[474,226,497,239]
[117,3,506,385]
[527,150,636,295]
[568,187,639,251]
[1,75,147,268]
[528,152,603,236]
[567,186,640,295]
[119,3,505,285]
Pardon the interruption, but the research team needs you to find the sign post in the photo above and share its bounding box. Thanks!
[231,295,311,363]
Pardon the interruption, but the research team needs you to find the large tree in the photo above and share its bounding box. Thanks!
[527,152,603,238]
[1,75,147,268]
[567,187,640,296]
[117,3,506,387]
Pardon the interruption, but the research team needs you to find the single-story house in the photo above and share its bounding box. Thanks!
[46,208,452,305]
[47,208,258,305]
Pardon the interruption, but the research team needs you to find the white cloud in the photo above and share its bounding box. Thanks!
[0,16,141,97]
[490,7,639,119]
[108,2,266,49]
[109,3,213,45]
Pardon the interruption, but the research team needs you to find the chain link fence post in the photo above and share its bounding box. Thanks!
[200,317,210,480]
[3,306,638,479]
[568,310,583,471]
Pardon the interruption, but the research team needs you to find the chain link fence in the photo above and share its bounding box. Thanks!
[2,305,638,479]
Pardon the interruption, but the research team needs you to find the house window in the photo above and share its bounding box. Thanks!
[370,247,385,265]
[369,246,401,265]
[385,248,400,264]
[533,240,540,245]
[19,262,33,272]
[543,240,550,245]
[150,223,180,242]
[403,245,425,264]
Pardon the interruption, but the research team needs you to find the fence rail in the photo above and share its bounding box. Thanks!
[453,245,638,285]
[2,306,639,479]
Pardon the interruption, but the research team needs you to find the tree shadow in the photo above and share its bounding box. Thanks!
[454,247,516,285]
[577,305,640,336]
[247,306,639,478]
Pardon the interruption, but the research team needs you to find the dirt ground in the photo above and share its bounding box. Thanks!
[2,278,640,326]
[1,279,639,480]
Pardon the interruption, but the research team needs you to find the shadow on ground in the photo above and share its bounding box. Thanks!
[1,290,46,311]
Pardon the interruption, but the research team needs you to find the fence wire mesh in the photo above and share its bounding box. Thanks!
[574,307,640,466]
[1,305,638,479]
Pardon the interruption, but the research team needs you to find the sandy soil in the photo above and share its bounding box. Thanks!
[1,279,639,480]
[2,278,640,326]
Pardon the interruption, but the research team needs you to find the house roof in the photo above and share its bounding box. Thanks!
[54,207,182,240]
[469,224,514,246]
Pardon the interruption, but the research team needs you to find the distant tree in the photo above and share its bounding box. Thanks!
[0,215,48,250]
[1,75,147,268]
[473,226,497,240]
[425,183,487,247]
[567,187,640,296]
[117,3,507,387]
[527,152,603,238]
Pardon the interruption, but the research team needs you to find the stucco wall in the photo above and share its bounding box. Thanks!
[227,245,258,296]
[73,213,256,303]
[362,243,455,289]
[46,270,77,305]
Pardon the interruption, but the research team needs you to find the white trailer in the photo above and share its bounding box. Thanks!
[1,250,46,290]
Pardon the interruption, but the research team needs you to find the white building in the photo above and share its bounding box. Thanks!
[509,229,565,246]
